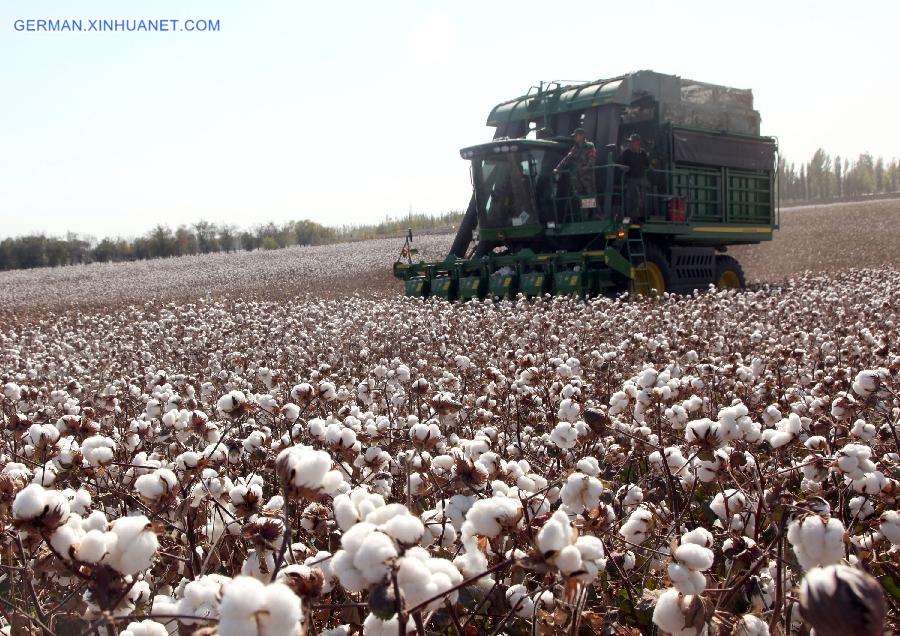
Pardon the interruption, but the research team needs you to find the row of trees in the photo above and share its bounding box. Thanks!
[778,150,900,202]
[0,212,465,272]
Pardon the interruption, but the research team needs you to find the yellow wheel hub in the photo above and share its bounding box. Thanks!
[632,262,666,295]
[717,270,741,289]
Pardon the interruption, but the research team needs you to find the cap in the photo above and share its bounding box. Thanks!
[572,127,586,136]
[627,133,642,142]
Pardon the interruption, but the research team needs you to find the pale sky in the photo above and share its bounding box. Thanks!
[1,0,897,240]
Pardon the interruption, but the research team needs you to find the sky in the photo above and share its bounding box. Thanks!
[1,0,897,240]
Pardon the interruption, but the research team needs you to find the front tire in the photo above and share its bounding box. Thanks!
[715,255,745,289]
[631,244,672,296]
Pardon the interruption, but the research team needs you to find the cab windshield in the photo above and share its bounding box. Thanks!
[474,150,551,229]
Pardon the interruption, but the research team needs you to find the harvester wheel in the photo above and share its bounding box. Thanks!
[715,255,745,289]
[631,244,671,296]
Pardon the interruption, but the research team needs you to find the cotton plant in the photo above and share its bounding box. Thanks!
[1,262,899,634]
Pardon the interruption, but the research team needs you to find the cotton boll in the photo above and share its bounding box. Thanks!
[81,435,116,467]
[536,510,573,555]
[550,421,579,449]
[786,515,845,571]
[218,576,302,636]
[560,472,603,514]
[362,613,414,636]
[880,510,900,545]
[506,584,536,618]
[77,529,116,564]
[681,527,714,548]
[674,543,714,571]
[105,515,158,575]
[652,588,708,636]
[379,514,425,545]
[733,614,769,636]
[395,548,462,611]
[554,544,583,575]
[463,497,522,537]
[619,506,654,544]
[120,619,169,636]
[668,562,707,595]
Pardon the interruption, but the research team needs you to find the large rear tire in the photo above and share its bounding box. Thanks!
[715,255,745,289]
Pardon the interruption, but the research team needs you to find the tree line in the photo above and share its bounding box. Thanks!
[778,149,900,202]
[0,212,465,272]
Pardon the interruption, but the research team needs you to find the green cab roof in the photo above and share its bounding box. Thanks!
[459,139,568,155]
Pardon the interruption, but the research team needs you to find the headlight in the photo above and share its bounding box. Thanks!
[501,145,509,152]
[510,145,518,151]
[493,147,501,153]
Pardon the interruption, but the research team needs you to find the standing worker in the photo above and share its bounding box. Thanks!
[554,128,597,200]
[617,133,652,221]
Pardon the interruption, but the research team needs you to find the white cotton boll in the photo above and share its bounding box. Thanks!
[617,484,643,507]
[362,614,413,636]
[850,418,877,442]
[710,489,747,521]
[851,471,887,495]
[396,549,463,611]
[242,550,276,581]
[733,614,769,636]
[353,532,399,584]
[537,510,573,555]
[216,390,248,416]
[506,584,536,618]
[135,468,177,501]
[674,543,714,571]
[668,562,707,595]
[560,472,603,514]
[787,515,845,571]
[77,529,116,563]
[275,445,334,492]
[550,421,579,449]
[81,435,116,467]
[380,514,425,545]
[880,510,900,545]
[13,483,70,524]
[120,619,169,636]
[218,576,302,636]
[681,527,714,548]
[685,418,718,446]
[619,506,654,544]
[258,580,303,636]
[105,515,158,575]
[263,495,284,514]
[555,544,583,575]
[575,457,600,476]
[3,381,21,401]
[3,462,31,481]
[463,497,522,537]
[847,496,874,520]
[557,399,580,423]
[851,370,879,397]
[653,588,706,636]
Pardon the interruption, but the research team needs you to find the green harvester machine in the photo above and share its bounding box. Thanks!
[393,70,778,299]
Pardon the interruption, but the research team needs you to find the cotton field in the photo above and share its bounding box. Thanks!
[1,256,899,634]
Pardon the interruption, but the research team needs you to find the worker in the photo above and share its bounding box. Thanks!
[554,128,597,198]
[618,133,652,221]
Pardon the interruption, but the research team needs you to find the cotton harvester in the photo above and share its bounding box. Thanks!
[393,70,778,299]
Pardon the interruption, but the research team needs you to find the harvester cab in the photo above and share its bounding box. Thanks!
[461,140,569,246]
[394,70,779,300]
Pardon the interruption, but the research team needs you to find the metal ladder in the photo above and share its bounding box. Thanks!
[625,230,651,295]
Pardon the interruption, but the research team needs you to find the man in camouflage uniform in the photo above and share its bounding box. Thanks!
[554,127,597,197]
